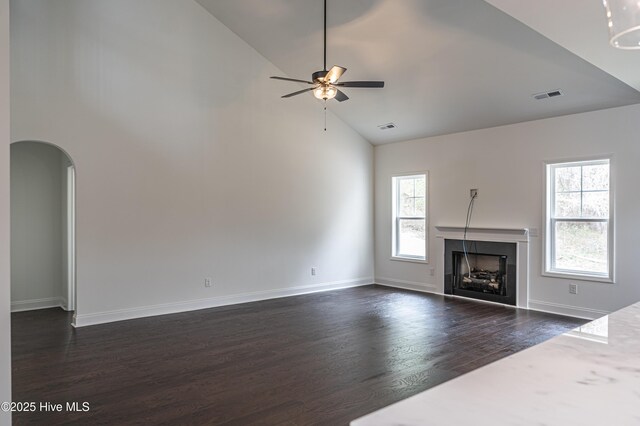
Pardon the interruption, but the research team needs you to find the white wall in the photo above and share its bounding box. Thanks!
[0,0,10,421]
[11,0,374,326]
[10,141,66,311]
[375,104,640,318]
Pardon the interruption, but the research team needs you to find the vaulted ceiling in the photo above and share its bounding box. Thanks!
[196,0,640,145]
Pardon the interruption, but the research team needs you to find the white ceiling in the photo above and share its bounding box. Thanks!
[485,0,640,93]
[196,0,640,145]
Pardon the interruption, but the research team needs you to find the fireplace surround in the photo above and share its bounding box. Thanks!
[435,227,529,308]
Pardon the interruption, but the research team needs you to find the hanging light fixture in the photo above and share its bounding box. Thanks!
[313,84,337,100]
[603,0,640,49]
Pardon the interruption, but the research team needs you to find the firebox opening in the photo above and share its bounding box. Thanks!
[453,252,507,296]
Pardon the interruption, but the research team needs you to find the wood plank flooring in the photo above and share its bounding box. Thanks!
[11,285,586,425]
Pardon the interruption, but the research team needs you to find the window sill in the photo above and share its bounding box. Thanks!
[542,270,614,284]
[390,256,429,265]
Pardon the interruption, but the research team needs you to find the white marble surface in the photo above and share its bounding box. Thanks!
[352,302,640,426]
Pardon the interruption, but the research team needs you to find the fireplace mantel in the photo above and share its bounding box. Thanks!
[435,226,530,243]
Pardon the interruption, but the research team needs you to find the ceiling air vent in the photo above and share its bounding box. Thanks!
[533,89,564,100]
[378,122,396,130]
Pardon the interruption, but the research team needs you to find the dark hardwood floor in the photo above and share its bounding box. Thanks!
[11,285,586,425]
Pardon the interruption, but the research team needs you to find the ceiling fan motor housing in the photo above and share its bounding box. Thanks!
[312,70,329,83]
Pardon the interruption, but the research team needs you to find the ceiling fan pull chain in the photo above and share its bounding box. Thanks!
[324,100,327,131]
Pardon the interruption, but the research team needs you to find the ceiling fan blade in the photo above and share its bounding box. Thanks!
[324,66,347,83]
[282,87,316,98]
[335,89,349,102]
[336,81,385,88]
[271,76,314,85]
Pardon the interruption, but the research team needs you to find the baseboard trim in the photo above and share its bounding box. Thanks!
[375,277,439,294]
[74,277,374,327]
[375,281,608,320]
[11,297,64,312]
[528,299,609,320]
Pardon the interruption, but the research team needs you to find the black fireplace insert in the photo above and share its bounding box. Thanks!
[444,239,517,306]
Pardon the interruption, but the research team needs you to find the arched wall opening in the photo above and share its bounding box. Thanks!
[10,140,76,320]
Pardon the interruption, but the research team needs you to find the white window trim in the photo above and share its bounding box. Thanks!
[391,172,429,263]
[543,156,615,283]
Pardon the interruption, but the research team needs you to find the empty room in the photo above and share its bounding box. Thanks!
[1,0,640,425]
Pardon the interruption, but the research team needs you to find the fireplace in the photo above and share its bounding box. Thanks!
[444,239,517,306]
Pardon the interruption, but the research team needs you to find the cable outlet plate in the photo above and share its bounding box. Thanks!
[470,189,478,198]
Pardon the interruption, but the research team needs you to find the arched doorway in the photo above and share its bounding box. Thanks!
[10,141,76,318]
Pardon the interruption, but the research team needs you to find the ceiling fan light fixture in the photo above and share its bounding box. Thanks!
[603,0,640,49]
[313,85,337,100]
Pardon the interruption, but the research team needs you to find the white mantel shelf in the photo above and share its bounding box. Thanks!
[435,226,529,235]
[435,226,530,243]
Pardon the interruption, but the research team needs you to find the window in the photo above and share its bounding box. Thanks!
[566,316,608,344]
[392,173,427,261]
[545,158,613,281]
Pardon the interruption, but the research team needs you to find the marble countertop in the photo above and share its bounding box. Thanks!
[352,302,640,426]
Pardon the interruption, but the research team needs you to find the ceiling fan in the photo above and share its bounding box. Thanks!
[270,0,385,103]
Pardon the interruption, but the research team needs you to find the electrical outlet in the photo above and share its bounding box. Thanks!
[429,268,435,277]
[470,188,478,198]
[204,277,212,288]
[569,283,578,295]
[311,267,317,276]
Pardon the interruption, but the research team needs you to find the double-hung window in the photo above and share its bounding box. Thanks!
[392,173,427,261]
[545,158,613,281]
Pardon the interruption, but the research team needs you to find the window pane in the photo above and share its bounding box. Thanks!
[415,197,426,217]
[398,219,425,258]
[555,166,581,192]
[554,221,608,274]
[399,177,416,216]
[400,196,415,217]
[554,192,580,218]
[415,177,426,197]
[582,191,609,218]
[582,164,609,191]
[399,178,415,198]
